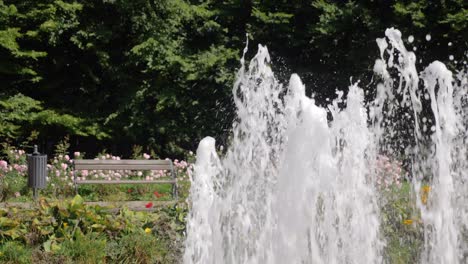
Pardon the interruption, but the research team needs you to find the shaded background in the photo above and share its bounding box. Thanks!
[0,0,466,158]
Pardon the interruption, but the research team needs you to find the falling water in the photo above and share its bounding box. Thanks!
[184,28,467,263]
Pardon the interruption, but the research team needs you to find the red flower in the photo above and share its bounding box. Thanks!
[145,202,153,208]
[127,189,133,193]
[153,191,163,198]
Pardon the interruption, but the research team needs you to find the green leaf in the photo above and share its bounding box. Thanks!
[43,240,52,252]
[38,225,54,235]
[51,242,61,253]
[71,194,84,207]
[1,228,22,239]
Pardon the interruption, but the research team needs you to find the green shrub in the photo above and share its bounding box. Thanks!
[106,232,170,264]
[0,241,32,264]
[1,172,28,200]
[57,232,106,264]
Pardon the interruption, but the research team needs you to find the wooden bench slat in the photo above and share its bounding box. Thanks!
[76,179,176,185]
[74,159,173,171]
[74,160,171,165]
[74,164,172,170]
[73,159,178,199]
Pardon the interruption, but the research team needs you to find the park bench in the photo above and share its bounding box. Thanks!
[73,159,178,199]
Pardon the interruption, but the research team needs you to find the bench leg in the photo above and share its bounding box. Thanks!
[172,179,178,199]
[73,169,78,195]
[170,163,178,200]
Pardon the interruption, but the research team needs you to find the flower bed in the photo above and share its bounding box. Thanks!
[0,195,187,263]
[0,142,193,262]
[0,147,193,202]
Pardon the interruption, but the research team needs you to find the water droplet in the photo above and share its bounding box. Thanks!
[426,34,431,41]
[430,126,436,132]
[449,55,454,61]
[448,42,452,46]
[413,47,417,51]
[408,35,414,43]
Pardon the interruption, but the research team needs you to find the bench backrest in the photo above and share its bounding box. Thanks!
[73,159,173,171]
[73,159,177,199]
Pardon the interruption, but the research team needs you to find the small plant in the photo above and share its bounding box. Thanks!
[57,232,107,264]
[1,170,28,201]
[106,232,169,263]
[0,241,32,264]
[54,136,70,157]
[0,147,28,201]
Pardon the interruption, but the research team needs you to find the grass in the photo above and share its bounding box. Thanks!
[105,232,173,263]
[56,232,107,264]
[0,241,32,264]
[1,178,181,203]
[77,182,174,202]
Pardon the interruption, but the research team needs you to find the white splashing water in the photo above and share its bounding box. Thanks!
[416,61,466,263]
[184,28,467,263]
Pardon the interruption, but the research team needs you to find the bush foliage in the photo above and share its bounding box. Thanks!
[0,195,187,263]
[0,0,465,156]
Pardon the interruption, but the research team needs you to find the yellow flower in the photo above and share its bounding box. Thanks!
[63,222,68,228]
[421,195,428,205]
[403,219,413,225]
[422,185,431,193]
[421,185,431,205]
[144,227,152,234]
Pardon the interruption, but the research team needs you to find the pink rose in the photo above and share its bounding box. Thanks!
[0,160,8,170]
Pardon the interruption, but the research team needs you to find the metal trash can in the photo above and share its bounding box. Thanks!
[27,145,47,199]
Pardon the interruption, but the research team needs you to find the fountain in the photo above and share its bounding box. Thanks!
[184,28,467,263]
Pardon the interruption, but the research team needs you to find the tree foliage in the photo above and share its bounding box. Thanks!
[0,0,466,156]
